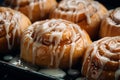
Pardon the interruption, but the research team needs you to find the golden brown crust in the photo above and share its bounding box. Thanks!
[81,36,120,80]
[50,0,108,40]
[4,0,57,22]
[100,7,120,38]
[0,7,31,53]
[20,19,92,68]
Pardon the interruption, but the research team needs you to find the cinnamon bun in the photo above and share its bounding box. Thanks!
[100,7,120,38]
[4,0,57,22]
[50,0,108,40]
[20,19,92,68]
[82,36,120,80]
[0,7,31,53]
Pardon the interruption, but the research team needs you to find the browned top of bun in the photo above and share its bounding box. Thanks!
[0,7,21,37]
[0,7,31,50]
[21,19,92,68]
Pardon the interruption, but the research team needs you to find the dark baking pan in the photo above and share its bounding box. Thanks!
[0,52,65,80]
[0,0,119,80]
[0,61,60,80]
[0,53,82,80]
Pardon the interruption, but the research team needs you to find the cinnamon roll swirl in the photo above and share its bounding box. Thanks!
[100,7,120,38]
[4,0,57,22]
[82,36,120,80]
[50,0,108,40]
[0,7,31,53]
[20,19,92,68]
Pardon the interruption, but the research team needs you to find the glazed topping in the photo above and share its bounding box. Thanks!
[56,0,99,24]
[29,19,83,45]
[39,69,66,78]
[15,0,47,20]
[28,0,47,19]
[22,19,88,68]
[82,36,120,80]
[0,8,21,50]
[111,8,120,24]
[114,10,120,21]
[59,0,90,10]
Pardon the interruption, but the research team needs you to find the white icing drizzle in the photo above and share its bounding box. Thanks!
[57,0,100,24]
[28,0,34,20]
[12,12,21,46]
[49,45,54,66]
[0,10,21,50]
[5,21,11,49]
[82,37,120,80]
[39,69,66,78]
[39,0,46,17]
[13,0,47,21]
[22,19,87,68]
[32,45,36,64]
[56,45,66,68]
[91,1,102,19]
[69,42,75,69]
[82,1,91,24]
[114,10,120,22]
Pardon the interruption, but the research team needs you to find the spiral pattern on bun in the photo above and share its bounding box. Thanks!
[100,7,120,38]
[82,36,120,80]
[50,0,108,40]
[20,19,92,68]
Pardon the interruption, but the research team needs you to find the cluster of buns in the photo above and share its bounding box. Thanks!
[0,0,120,80]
